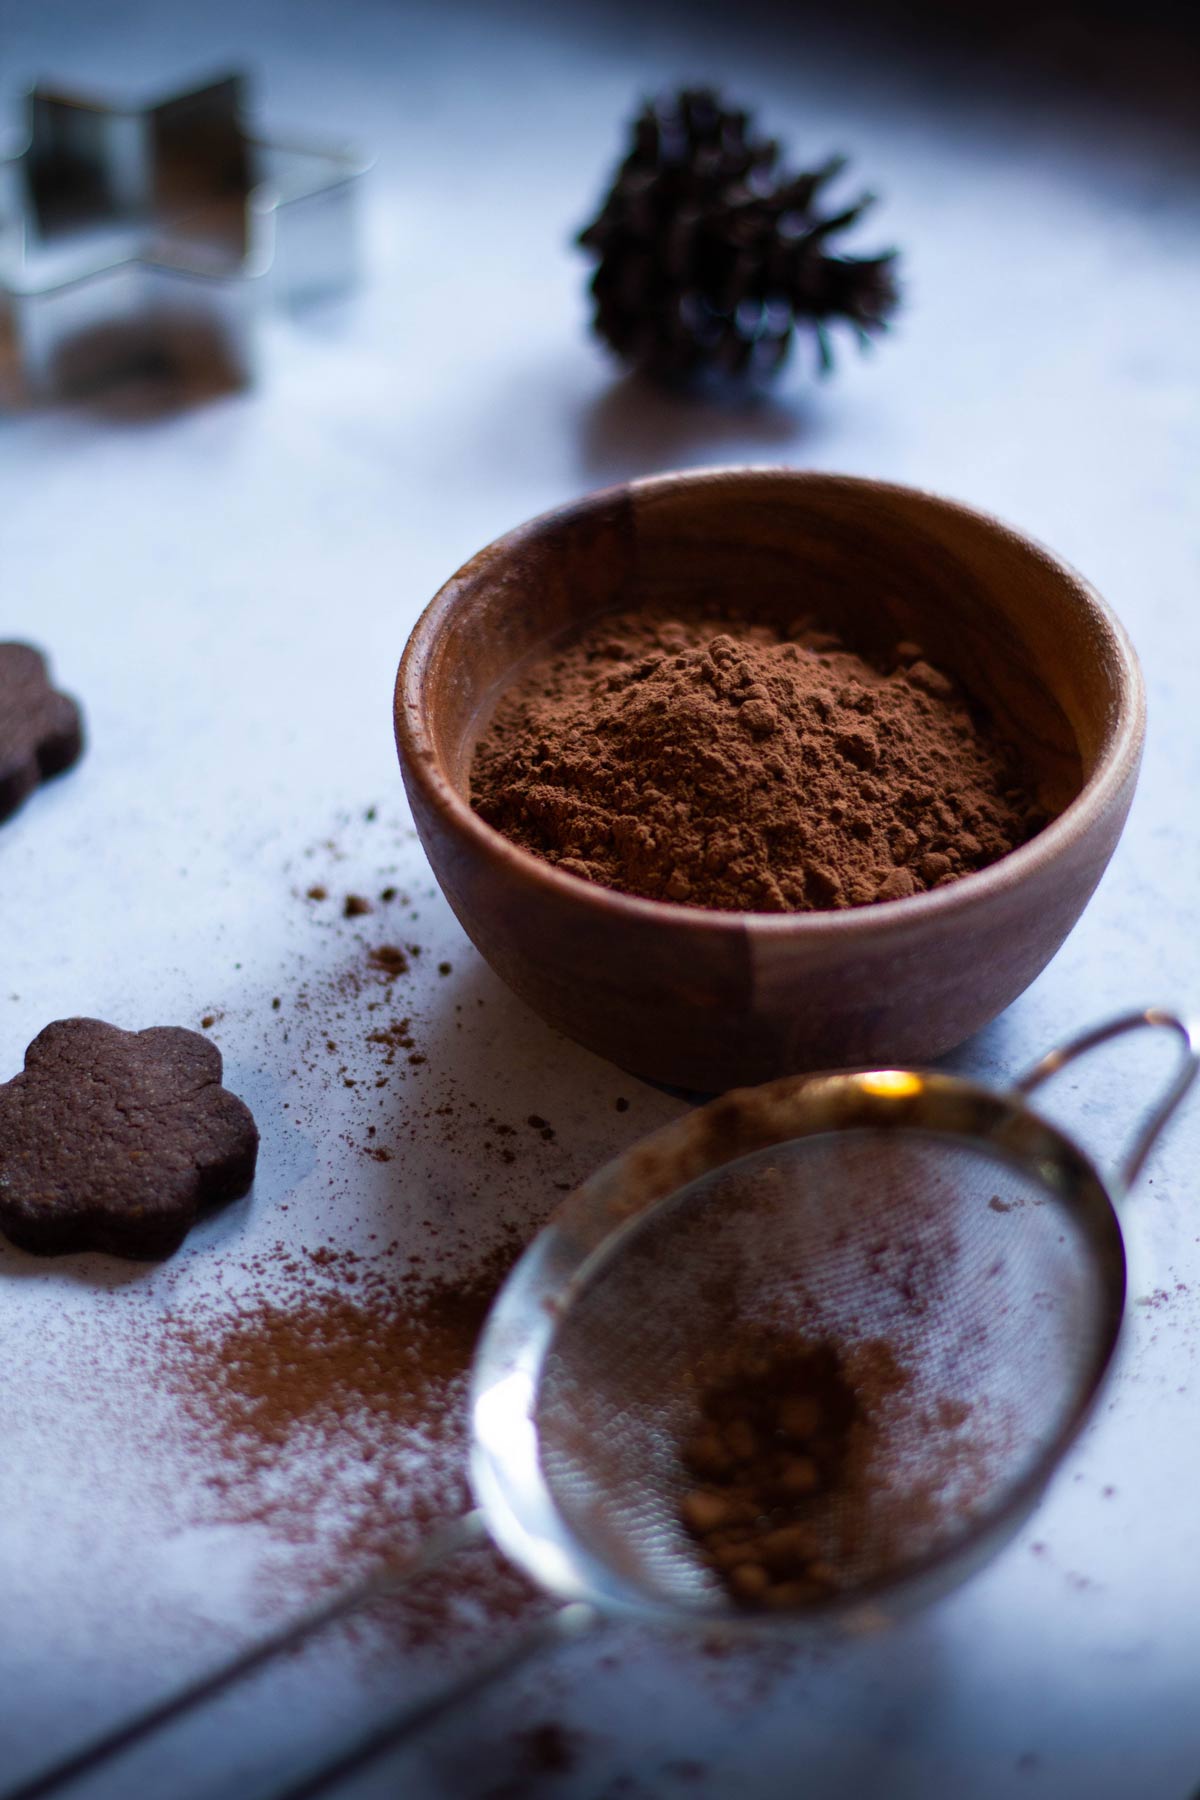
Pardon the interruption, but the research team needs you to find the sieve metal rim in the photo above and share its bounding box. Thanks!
[469,1063,1130,1636]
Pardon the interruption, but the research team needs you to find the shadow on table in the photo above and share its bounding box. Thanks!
[591,0,1200,142]
[575,369,813,486]
[0,307,254,424]
[404,1605,962,1800]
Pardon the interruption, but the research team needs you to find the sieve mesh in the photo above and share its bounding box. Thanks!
[535,1129,1115,1612]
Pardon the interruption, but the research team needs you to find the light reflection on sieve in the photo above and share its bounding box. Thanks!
[9,1010,1195,1800]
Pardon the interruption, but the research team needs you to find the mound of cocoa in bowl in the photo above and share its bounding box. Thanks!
[470,610,1045,911]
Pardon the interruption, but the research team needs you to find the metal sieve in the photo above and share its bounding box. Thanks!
[472,1007,1195,1635]
[11,1009,1195,1800]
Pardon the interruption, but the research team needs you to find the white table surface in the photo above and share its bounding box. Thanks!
[2,1,1199,1795]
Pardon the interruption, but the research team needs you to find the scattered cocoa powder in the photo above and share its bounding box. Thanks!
[518,1722,579,1775]
[282,821,444,1164]
[160,1238,542,1645]
[471,610,1045,912]
[366,1019,415,1062]
[368,944,409,979]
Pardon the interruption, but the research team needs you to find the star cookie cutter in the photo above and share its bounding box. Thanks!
[0,71,369,402]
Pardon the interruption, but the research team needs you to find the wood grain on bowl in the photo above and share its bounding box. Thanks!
[396,469,1144,1091]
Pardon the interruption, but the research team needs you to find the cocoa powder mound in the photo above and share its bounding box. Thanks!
[675,1329,994,1610]
[678,1335,907,1609]
[471,610,1045,911]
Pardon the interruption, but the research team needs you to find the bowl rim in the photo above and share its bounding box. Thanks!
[395,466,1146,941]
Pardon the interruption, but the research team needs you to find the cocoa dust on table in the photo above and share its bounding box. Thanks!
[163,813,629,1659]
[280,836,580,1178]
[280,858,427,1156]
[471,609,1046,912]
[160,1237,542,1647]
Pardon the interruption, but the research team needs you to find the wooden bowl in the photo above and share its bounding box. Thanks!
[395,470,1144,1091]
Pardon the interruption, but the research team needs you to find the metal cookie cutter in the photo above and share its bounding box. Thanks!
[0,71,369,402]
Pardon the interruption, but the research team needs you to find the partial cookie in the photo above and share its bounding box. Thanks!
[0,1019,259,1258]
[0,642,85,823]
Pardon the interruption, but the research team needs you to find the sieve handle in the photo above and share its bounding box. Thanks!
[1013,1008,1199,1193]
[262,1601,598,1800]
[2,1511,489,1800]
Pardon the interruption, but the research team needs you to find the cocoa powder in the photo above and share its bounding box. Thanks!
[678,1335,908,1609]
[159,1238,542,1646]
[471,610,1044,912]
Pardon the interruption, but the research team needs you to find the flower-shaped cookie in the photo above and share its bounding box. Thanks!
[0,1019,259,1257]
[0,641,84,823]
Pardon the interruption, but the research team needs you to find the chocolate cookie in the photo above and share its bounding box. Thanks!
[0,642,84,822]
[0,1019,259,1258]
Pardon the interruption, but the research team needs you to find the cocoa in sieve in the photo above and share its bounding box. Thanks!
[679,1335,908,1609]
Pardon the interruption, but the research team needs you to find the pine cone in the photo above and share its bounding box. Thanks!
[578,88,899,386]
